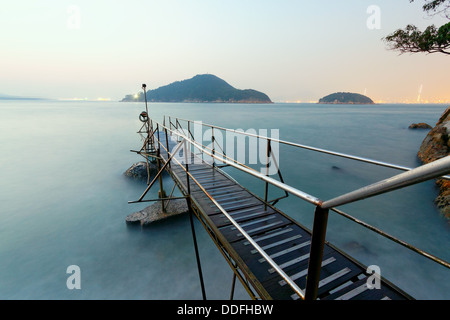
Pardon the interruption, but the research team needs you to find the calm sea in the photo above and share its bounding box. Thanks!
[0,100,448,300]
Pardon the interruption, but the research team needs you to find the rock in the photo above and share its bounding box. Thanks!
[435,179,450,220]
[417,106,450,220]
[409,123,432,129]
[126,199,189,226]
[124,161,158,180]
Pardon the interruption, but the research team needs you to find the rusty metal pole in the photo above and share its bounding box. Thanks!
[156,124,166,212]
[165,128,171,169]
[305,205,329,300]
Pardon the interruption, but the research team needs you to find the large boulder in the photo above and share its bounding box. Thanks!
[417,106,450,219]
[124,161,158,180]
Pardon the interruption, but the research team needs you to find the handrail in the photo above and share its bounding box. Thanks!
[162,118,450,270]
[132,115,450,299]
[331,207,450,269]
[321,155,450,209]
[175,117,450,180]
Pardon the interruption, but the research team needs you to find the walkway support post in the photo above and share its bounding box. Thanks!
[184,140,207,300]
[305,205,329,300]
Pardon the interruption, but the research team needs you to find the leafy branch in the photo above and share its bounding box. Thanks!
[383,0,450,55]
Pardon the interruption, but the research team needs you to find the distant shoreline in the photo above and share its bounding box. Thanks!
[0,96,48,101]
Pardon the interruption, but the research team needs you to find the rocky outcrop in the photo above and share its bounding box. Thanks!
[409,123,432,129]
[417,106,450,219]
[124,161,158,180]
[318,92,374,104]
[126,199,188,225]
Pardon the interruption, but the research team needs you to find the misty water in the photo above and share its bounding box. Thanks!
[0,100,448,300]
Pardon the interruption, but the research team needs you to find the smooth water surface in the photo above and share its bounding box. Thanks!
[0,100,448,299]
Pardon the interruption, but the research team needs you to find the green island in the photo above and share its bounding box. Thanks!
[318,92,374,105]
[122,74,272,103]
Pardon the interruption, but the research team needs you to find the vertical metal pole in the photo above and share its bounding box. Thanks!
[187,121,191,163]
[185,140,207,300]
[142,83,152,150]
[305,205,329,300]
[230,272,237,300]
[165,128,171,169]
[156,124,166,211]
[212,127,215,167]
[264,139,271,210]
[142,83,148,114]
[141,84,151,185]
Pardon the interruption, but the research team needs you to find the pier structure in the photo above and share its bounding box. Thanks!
[129,99,450,300]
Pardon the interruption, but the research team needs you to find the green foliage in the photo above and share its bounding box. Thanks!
[384,23,450,54]
[318,92,374,104]
[384,0,450,55]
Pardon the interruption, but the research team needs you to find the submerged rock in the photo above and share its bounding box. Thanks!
[417,106,450,220]
[409,123,432,129]
[126,199,189,225]
[124,161,158,180]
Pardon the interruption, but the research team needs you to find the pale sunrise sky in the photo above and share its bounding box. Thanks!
[1,0,449,103]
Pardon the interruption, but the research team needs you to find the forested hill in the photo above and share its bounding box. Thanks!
[121,74,272,103]
[318,92,374,104]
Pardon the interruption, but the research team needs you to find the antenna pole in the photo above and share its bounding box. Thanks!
[142,83,148,114]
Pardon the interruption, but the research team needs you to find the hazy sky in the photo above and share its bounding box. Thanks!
[1,0,449,102]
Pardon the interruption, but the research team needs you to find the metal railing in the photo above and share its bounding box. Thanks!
[132,113,450,300]
[173,117,450,179]
[164,117,450,296]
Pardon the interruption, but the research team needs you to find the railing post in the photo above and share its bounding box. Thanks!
[212,127,215,167]
[165,128,171,169]
[264,139,271,210]
[305,205,329,300]
[156,124,166,211]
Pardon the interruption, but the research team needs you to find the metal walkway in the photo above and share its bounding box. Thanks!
[129,92,450,300]
[153,132,411,300]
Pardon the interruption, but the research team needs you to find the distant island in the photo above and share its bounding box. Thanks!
[121,74,272,103]
[318,92,374,105]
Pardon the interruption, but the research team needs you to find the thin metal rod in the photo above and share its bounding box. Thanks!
[305,206,329,300]
[142,84,148,114]
[163,180,178,211]
[184,140,207,300]
[230,272,237,300]
[322,155,450,209]
[264,139,271,210]
[133,141,184,202]
[331,207,450,269]
[212,127,215,168]
[165,128,171,169]
[188,202,207,300]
